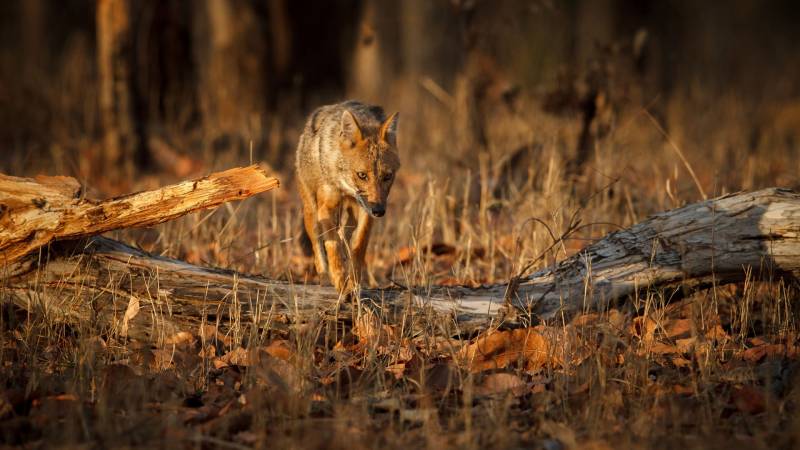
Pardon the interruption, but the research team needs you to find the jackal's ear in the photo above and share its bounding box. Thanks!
[340,110,362,147]
[379,112,399,147]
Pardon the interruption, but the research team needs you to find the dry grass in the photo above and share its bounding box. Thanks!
[2,61,800,449]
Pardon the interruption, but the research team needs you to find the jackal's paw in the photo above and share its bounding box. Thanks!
[331,275,361,298]
[313,257,328,277]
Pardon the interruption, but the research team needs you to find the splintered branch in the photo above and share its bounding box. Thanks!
[0,165,279,264]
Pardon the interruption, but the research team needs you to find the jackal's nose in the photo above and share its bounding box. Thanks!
[370,204,386,217]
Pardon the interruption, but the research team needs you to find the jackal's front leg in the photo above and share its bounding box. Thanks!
[316,190,348,293]
[349,208,373,286]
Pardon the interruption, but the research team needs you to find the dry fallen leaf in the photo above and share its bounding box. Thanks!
[164,331,196,346]
[249,350,303,393]
[671,356,693,368]
[633,314,730,356]
[353,310,395,344]
[739,340,799,364]
[461,328,556,372]
[475,372,527,397]
[466,328,546,371]
[198,324,233,349]
[120,295,140,338]
[215,347,249,368]
[386,362,406,379]
[198,344,218,360]
[263,340,294,361]
[632,315,699,341]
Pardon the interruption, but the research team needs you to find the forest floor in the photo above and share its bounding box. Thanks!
[2,93,800,449]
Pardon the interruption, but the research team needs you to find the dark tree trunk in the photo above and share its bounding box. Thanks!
[96,0,147,178]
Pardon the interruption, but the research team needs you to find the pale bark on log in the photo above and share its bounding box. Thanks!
[0,166,279,265]
[2,188,799,342]
[455,187,800,321]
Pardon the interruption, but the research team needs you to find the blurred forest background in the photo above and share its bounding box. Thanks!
[3,2,800,448]
[2,0,799,194]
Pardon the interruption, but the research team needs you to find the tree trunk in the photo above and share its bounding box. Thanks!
[266,0,291,83]
[3,188,799,342]
[347,0,404,104]
[192,0,267,151]
[21,0,45,77]
[96,0,142,177]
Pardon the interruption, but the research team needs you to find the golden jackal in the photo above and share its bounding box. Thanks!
[295,100,399,293]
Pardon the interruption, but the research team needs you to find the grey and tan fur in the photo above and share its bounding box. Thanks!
[295,100,400,293]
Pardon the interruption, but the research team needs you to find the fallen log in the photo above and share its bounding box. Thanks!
[2,188,799,342]
[457,187,800,321]
[0,165,279,264]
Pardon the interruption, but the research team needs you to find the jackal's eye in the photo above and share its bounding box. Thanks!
[382,173,394,182]
[357,172,368,181]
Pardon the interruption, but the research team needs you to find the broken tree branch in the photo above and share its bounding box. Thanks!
[0,165,279,264]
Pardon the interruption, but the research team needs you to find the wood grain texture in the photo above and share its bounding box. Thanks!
[0,165,279,264]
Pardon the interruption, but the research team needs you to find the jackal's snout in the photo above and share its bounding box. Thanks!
[368,203,385,218]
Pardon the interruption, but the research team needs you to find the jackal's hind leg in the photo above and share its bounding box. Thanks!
[299,182,327,275]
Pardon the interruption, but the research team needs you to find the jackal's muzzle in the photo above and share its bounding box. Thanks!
[355,194,385,218]
[368,203,385,218]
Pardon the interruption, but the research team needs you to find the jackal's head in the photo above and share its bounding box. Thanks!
[338,109,400,218]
